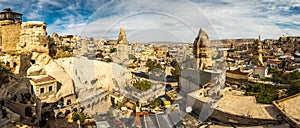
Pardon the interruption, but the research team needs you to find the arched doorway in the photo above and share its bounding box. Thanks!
[65,110,71,117]
[25,107,32,117]
[73,108,78,113]
[67,99,71,105]
[42,111,51,120]
[60,98,64,103]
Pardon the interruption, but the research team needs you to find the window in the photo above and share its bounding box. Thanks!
[49,86,52,92]
[30,59,35,64]
[40,88,44,94]
[67,99,71,105]
[13,62,17,67]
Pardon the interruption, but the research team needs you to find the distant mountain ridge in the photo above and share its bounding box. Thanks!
[146,38,256,44]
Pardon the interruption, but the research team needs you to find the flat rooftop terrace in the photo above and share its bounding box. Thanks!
[273,93,300,126]
[188,90,279,120]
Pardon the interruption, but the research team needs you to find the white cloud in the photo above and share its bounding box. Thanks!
[37,0,62,9]
[56,0,215,42]
[58,0,299,42]
[2,0,298,42]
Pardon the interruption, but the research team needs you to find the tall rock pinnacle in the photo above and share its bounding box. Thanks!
[117,27,128,44]
[193,28,212,70]
[252,36,264,66]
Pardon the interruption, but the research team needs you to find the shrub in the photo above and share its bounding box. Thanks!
[245,83,279,104]
[133,80,151,91]
[286,79,300,96]
[73,113,79,121]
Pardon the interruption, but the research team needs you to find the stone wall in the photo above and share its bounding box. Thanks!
[0,52,31,75]
[19,21,49,54]
[179,77,200,96]
[5,101,38,121]
[226,70,249,80]
[0,21,21,52]
[210,108,279,125]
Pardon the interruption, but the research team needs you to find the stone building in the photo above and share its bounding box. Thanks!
[226,67,251,81]
[193,28,212,70]
[2,75,43,125]
[19,21,49,54]
[279,36,300,53]
[29,75,57,102]
[81,38,89,54]
[0,8,22,52]
[253,66,268,79]
[0,8,53,55]
[179,68,218,95]
[61,35,77,48]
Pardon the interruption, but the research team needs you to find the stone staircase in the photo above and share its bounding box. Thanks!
[0,118,9,128]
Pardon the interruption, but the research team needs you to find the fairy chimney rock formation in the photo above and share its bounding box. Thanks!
[252,36,264,66]
[117,27,128,44]
[115,27,129,64]
[193,28,212,70]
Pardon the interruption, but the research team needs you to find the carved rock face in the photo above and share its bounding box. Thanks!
[19,21,49,54]
[193,28,212,69]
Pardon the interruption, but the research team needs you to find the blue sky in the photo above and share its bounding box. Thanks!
[1,0,299,42]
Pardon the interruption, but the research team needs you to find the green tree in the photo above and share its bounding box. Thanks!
[285,71,300,82]
[73,113,79,121]
[133,80,152,91]
[271,70,300,84]
[61,45,73,52]
[78,113,86,122]
[0,62,10,75]
[149,98,162,109]
[171,65,181,80]
[256,87,278,104]
[272,69,285,84]
[2,108,7,118]
[245,83,279,104]
[72,112,85,122]
[0,62,11,84]
[169,60,181,80]
[146,59,162,71]
[287,79,300,96]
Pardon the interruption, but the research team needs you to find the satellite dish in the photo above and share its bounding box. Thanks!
[186,106,192,113]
